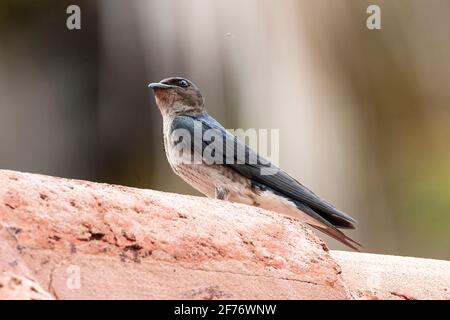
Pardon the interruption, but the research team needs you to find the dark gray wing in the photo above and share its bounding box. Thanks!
[170,113,360,249]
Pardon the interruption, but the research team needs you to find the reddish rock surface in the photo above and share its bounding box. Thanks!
[0,170,349,299]
[332,251,450,300]
[0,169,448,300]
[0,272,53,300]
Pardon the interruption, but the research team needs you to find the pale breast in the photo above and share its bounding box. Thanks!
[162,116,251,198]
[171,163,252,199]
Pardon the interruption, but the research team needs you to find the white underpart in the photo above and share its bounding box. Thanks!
[253,190,324,227]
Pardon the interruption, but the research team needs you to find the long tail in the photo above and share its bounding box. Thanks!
[292,200,362,251]
[311,224,362,251]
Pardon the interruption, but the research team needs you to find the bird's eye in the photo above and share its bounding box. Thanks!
[178,80,189,87]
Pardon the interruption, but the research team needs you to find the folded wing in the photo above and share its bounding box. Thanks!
[170,113,361,249]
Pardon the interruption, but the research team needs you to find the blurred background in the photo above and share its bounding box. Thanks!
[0,0,449,258]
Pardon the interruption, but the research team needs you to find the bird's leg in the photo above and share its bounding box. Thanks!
[215,185,229,200]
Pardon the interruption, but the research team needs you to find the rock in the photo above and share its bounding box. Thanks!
[0,169,448,300]
[0,170,349,299]
[0,272,53,300]
[331,251,450,300]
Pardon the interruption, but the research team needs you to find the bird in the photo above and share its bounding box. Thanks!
[148,77,361,250]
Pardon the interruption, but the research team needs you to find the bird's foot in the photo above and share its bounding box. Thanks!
[215,185,229,200]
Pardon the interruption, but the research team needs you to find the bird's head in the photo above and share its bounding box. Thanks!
[148,77,205,116]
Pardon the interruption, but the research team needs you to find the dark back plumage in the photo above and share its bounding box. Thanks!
[170,112,361,250]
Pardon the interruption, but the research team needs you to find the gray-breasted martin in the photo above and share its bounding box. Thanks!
[149,77,360,250]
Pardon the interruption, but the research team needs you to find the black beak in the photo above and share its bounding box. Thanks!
[148,82,176,90]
